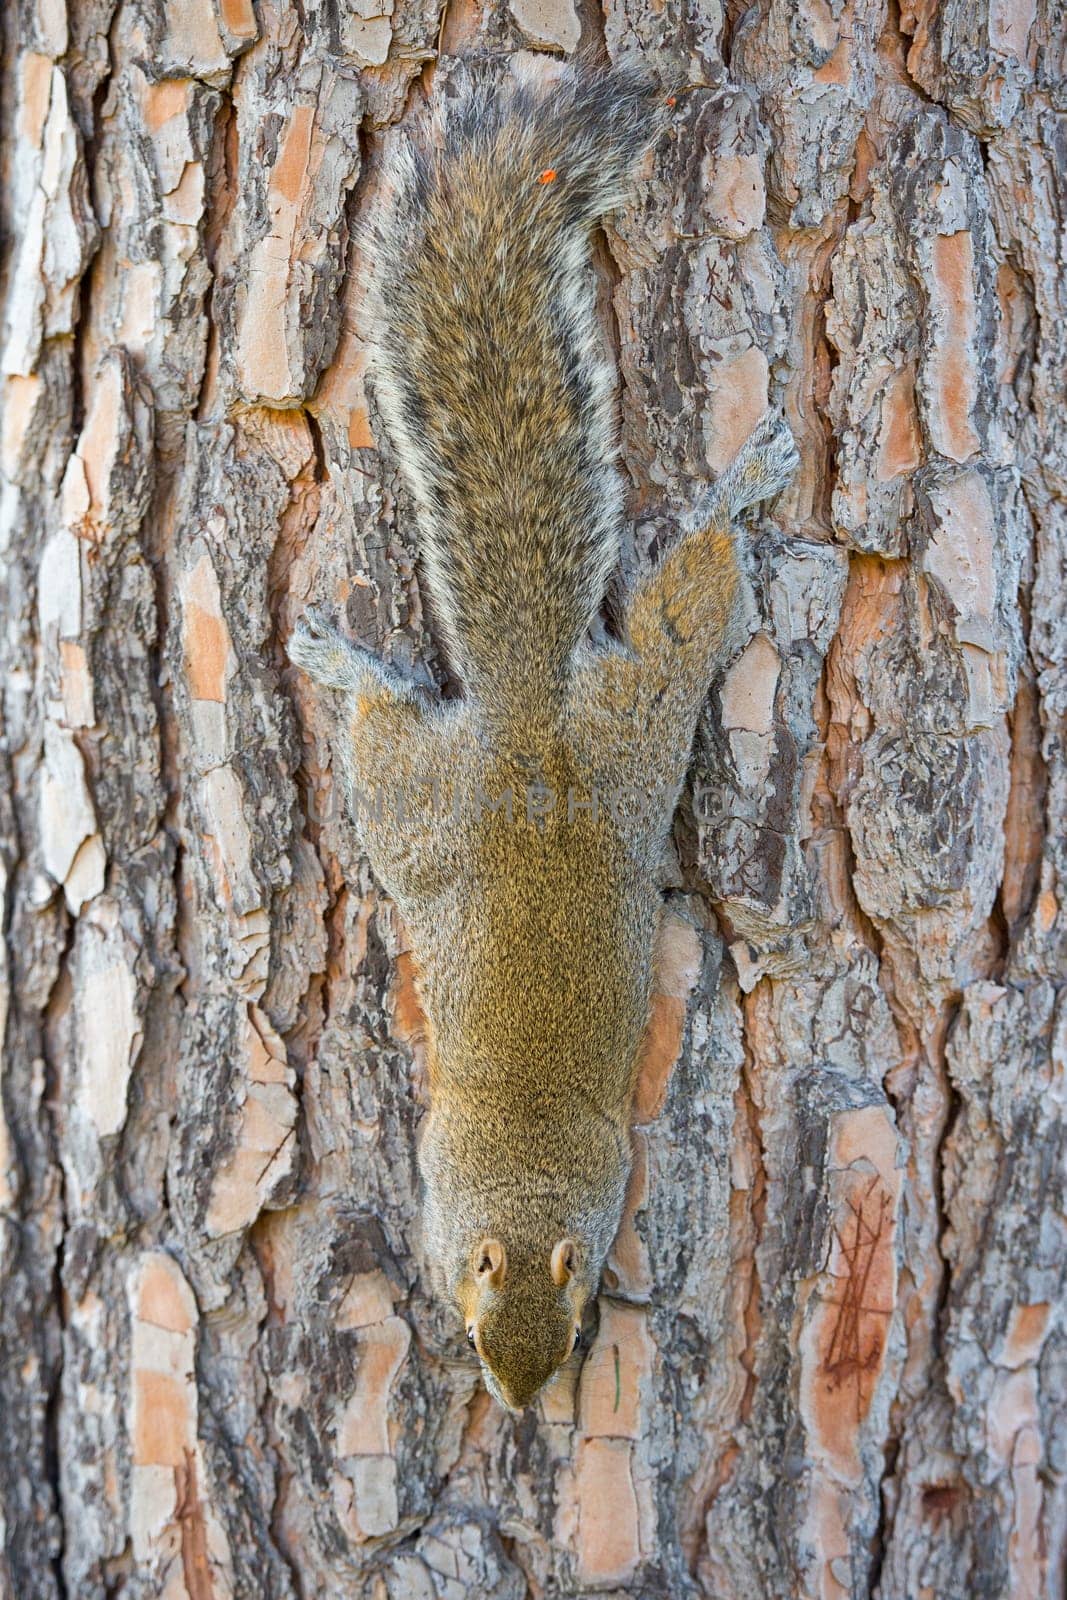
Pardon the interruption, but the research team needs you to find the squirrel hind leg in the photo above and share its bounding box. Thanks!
[717,414,799,521]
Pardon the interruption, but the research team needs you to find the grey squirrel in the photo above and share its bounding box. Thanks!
[289,63,798,1412]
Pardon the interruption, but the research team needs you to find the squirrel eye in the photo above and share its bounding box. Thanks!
[466,1327,476,1349]
[572,1326,583,1353]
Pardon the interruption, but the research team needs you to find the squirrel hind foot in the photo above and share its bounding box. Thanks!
[723,414,800,519]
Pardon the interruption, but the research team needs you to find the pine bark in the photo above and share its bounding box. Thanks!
[1,1,1064,1597]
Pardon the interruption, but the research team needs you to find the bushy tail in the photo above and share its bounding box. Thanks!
[364,63,659,709]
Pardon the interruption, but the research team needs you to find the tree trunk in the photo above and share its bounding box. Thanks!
[1,1,1064,1596]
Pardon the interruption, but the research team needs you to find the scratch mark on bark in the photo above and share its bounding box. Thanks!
[174,1448,216,1600]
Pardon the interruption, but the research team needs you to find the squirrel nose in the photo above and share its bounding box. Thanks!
[483,1367,527,1414]
[501,1379,542,1413]
[496,1378,528,1413]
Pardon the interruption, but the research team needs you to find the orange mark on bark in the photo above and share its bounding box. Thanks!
[174,1449,217,1600]
[633,916,702,1121]
[19,53,53,146]
[573,1437,640,1585]
[218,0,258,37]
[606,1130,651,1296]
[185,604,228,701]
[820,1177,894,1419]
[633,992,686,1121]
[137,1255,196,1332]
[336,1319,411,1456]
[134,1371,190,1467]
[813,37,850,84]
[929,232,980,461]
[703,347,769,472]
[1002,1302,1051,1368]
[273,104,315,205]
[877,366,921,481]
[577,1301,653,1440]
[348,406,375,449]
[143,77,189,132]
[850,129,876,203]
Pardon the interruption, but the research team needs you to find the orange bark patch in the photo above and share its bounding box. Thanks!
[850,129,876,203]
[633,993,686,1122]
[1036,887,1057,933]
[79,364,124,526]
[19,53,53,146]
[218,0,258,37]
[802,1478,852,1600]
[273,104,315,206]
[927,232,980,462]
[348,406,375,449]
[877,365,921,481]
[134,1371,192,1467]
[578,1301,654,1440]
[804,1175,896,1478]
[174,1449,217,1600]
[143,77,190,132]
[821,1182,893,1380]
[573,1437,641,1586]
[607,1131,651,1296]
[633,916,702,1122]
[205,1006,296,1238]
[337,1270,395,1331]
[60,641,93,727]
[720,633,779,735]
[184,604,228,702]
[1001,1302,1051,1369]
[137,1254,196,1333]
[706,153,765,238]
[390,947,430,1096]
[180,553,233,703]
[2,374,42,474]
[813,37,851,84]
[703,346,770,473]
[336,1318,411,1457]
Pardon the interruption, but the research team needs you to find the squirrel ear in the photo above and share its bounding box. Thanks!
[474,1238,507,1287]
[551,1238,577,1287]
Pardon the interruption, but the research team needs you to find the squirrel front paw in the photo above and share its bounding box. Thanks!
[722,414,799,518]
[288,607,429,704]
[288,606,367,690]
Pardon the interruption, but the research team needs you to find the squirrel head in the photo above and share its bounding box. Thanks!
[460,1236,589,1412]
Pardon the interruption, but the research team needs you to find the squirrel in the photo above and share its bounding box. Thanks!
[289,62,798,1413]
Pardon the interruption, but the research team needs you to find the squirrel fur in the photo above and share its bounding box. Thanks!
[289,62,798,1412]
